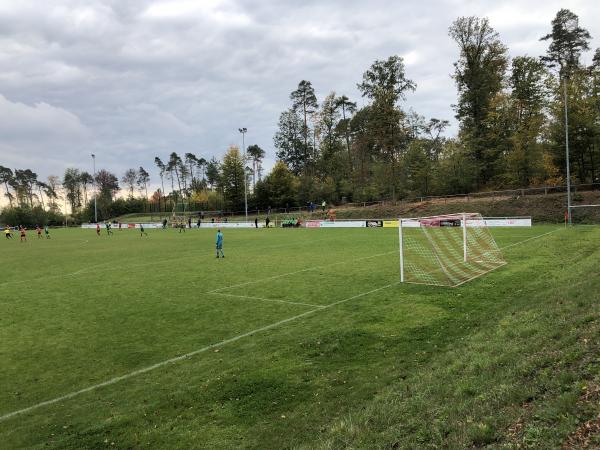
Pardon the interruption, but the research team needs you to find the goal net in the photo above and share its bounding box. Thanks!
[570,204,600,224]
[399,213,506,287]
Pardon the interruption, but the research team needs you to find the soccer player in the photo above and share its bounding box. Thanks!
[44,225,50,239]
[19,226,27,243]
[105,222,113,236]
[4,225,13,239]
[96,223,101,236]
[216,229,224,258]
[139,223,148,237]
[36,225,42,239]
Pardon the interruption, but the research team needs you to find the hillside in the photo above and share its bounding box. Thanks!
[113,191,600,224]
[331,191,600,224]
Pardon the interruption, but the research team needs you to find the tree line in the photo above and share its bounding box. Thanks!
[1,9,598,225]
[0,145,267,224]
[271,8,599,204]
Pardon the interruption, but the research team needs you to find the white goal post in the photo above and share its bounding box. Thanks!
[399,213,506,287]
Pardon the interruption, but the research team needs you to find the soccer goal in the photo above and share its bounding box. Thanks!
[399,213,506,287]
[570,204,600,224]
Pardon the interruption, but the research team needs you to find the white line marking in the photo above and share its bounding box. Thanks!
[0,282,397,422]
[208,250,395,293]
[0,235,340,288]
[0,227,562,421]
[498,228,561,250]
[212,292,325,309]
[451,261,509,287]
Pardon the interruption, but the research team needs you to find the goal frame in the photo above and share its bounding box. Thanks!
[399,212,505,286]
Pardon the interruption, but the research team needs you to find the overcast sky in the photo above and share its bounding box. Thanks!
[0,0,598,192]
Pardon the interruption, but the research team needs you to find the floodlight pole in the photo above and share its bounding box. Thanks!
[462,213,467,262]
[238,127,248,220]
[563,77,572,225]
[399,218,404,282]
[91,154,97,223]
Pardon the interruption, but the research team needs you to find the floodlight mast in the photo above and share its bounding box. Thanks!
[462,213,467,262]
[399,218,404,282]
[91,154,97,223]
[238,127,248,220]
[564,77,572,225]
[560,18,575,225]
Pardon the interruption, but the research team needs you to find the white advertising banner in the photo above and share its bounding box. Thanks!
[400,217,531,228]
[400,220,421,228]
[482,218,532,227]
[318,221,365,228]
[81,223,163,229]
[199,222,255,228]
[466,218,532,227]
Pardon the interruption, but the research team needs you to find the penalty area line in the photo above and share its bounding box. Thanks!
[208,250,396,294]
[0,282,398,423]
[211,292,325,309]
[499,227,562,250]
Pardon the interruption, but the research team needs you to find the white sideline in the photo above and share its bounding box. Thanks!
[0,283,397,422]
[212,292,325,309]
[0,228,562,422]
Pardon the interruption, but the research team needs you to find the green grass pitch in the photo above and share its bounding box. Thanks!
[1,225,598,449]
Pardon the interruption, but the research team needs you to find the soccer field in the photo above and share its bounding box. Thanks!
[1,225,599,449]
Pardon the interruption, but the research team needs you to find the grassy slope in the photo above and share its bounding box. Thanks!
[310,227,600,449]
[0,226,598,449]
[331,191,600,224]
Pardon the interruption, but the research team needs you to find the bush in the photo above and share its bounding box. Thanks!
[79,197,148,222]
[0,206,65,228]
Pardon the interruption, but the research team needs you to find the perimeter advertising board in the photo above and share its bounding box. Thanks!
[200,222,255,228]
[319,221,365,228]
